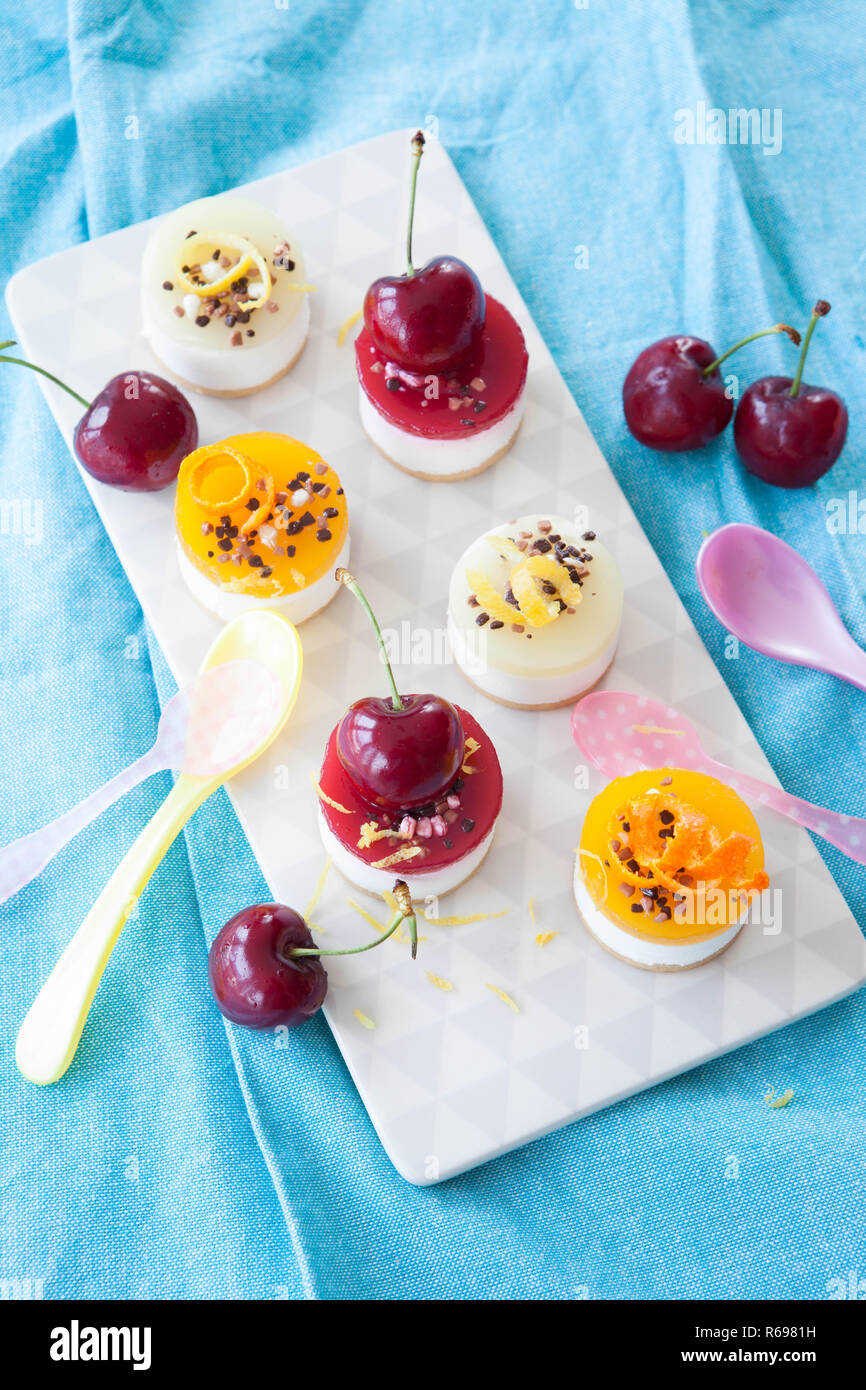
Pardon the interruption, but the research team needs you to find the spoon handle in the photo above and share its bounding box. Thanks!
[0,747,165,907]
[707,758,866,866]
[15,774,211,1085]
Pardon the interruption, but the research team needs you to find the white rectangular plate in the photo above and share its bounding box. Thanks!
[8,130,865,1184]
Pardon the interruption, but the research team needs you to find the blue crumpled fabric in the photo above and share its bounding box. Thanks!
[1,0,864,1301]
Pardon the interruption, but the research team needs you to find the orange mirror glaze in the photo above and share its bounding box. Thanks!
[176,432,348,598]
[578,769,768,942]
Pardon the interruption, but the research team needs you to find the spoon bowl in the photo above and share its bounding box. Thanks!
[696,523,866,690]
[16,610,303,1085]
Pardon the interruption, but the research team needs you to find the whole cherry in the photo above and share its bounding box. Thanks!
[334,568,464,812]
[734,301,848,488]
[208,884,419,1030]
[0,342,198,491]
[209,903,328,1029]
[363,131,485,374]
[623,322,800,452]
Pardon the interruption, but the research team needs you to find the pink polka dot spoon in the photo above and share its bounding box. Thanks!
[571,690,866,865]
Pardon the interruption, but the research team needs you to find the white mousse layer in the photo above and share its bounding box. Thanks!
[358,383,524,478]
[448,613,618,706]
[319,808,496,900]
[145,294,309,394]
[573,865,744,970]
[177,533,349,625]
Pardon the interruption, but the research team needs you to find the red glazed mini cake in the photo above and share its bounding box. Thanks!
[316,571,502,898]
[355,132,528,481]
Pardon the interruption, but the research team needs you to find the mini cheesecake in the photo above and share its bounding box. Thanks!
[574,769,769,971]
[317,706,502,900]
[142,194,312,396]
[356,295,528,481]
[447,514,623,709]
[175,433,348,624]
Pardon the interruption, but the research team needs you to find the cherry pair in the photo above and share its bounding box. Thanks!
[622,302,848,487]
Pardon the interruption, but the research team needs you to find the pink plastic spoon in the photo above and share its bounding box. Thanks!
[0,658,280,905]
[571,690,866,865]
[696,522,866,691]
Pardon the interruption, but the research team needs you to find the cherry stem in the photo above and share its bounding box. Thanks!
[405,130,425,277]
[335,567,403,711]
[701,323,801,379]
[790,300,830,398]
[290,882,417,959]
[0,341,92,411]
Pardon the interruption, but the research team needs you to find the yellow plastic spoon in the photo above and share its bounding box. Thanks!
[15,610,303,1085]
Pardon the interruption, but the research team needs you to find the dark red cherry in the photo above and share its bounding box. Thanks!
[623,322,799,452]
[734,378,847,487]
[361,130,484,374]
[337,692,464,811]
[334,568,465,810]
[733,302,847,488]
[363,255,485,374]
[0,345,198,492]
[623,335,733,451]
[208,904,327,1030]
[74,371,198,491]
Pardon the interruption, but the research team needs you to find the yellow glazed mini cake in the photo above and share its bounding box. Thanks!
[447,514,623,709]
[141,194,313,396]
[574,768,769,971]
[175,433,349,624]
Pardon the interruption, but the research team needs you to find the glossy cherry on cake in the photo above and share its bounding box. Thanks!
[354,133,528,480]
[0,341,198,491]
[623,322,800,452]
[363,132,485,374]
[734,301,848,487]
[334,568,464,811]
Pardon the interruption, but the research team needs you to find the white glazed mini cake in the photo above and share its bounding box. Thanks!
[447,514,623,709]
[141,194,312,397]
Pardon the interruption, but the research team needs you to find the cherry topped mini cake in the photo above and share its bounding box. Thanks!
[175,432,348,624]
[574,768,769,971]
[141,194,313,397]
[355,132,528,482]
[316,571,503,899]
[447,514,623,709]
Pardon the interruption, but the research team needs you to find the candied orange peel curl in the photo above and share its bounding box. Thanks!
[180,443,275,537]
[608,790,769,899]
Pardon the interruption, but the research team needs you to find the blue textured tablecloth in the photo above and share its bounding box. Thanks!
[1,0,864,1301]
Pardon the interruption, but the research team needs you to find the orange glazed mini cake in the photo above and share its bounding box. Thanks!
[175,433,349,623]
[574,768,769,971]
